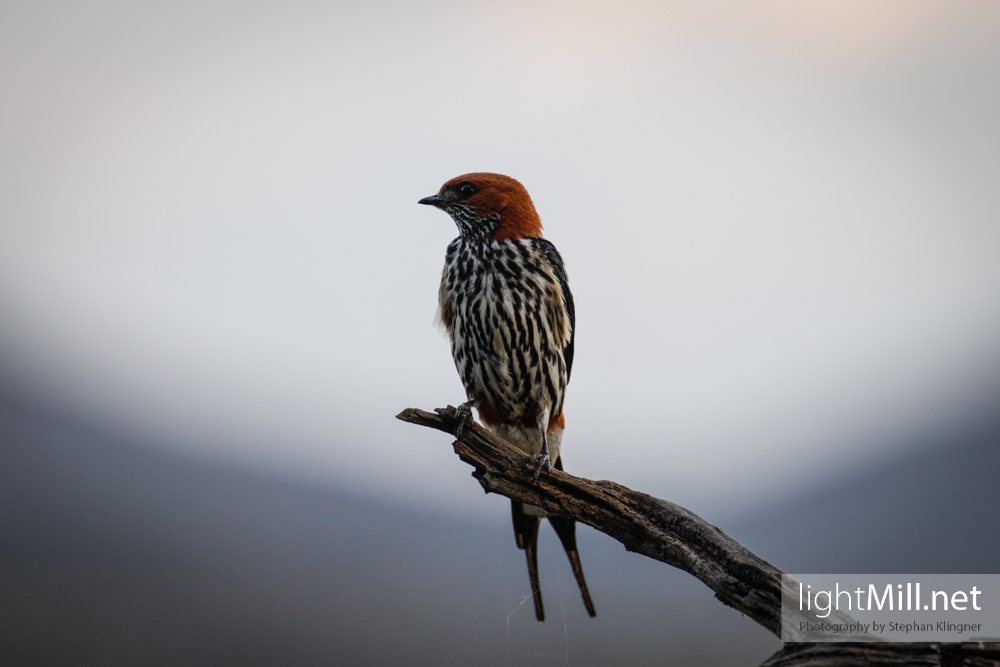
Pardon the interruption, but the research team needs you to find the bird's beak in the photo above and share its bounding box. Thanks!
[418,194,446,209]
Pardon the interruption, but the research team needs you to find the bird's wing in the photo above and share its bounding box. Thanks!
[534,238,575,382]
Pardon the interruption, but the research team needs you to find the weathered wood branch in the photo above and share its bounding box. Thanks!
[397,405,1000,667]
[398,405,785,633]
[761,642,1000,667]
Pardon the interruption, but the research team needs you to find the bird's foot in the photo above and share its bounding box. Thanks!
[529,450,551,484]
[454,400,475,439]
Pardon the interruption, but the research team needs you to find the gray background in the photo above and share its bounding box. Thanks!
[2,2,999,665]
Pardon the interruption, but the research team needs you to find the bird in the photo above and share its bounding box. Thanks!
[418,172,596,622]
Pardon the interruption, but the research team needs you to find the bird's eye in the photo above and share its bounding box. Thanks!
[459,183,476,198]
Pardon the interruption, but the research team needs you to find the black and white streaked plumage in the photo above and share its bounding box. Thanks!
[440,235,572,446]
[419,172,594,622]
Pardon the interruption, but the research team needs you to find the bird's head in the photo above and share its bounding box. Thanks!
[419,173,542,242]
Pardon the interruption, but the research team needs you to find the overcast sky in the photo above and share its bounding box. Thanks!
[2,0,999,519]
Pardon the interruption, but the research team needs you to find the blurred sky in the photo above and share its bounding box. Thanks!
[1,0,999,519]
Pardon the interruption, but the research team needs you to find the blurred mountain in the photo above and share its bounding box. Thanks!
[1,386,997,666]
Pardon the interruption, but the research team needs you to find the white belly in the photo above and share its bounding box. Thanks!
[485,422,564,518]
[486,423,563,461]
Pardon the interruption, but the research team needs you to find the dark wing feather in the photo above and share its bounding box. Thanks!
[535,238,575,382]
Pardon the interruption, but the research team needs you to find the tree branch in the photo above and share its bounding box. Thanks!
[397,405,1000,667]
[399,405,784,630]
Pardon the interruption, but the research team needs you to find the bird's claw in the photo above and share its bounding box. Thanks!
[529,450,551,484]
[454,401,474,439]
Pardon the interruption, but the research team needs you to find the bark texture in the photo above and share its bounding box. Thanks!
[397,405,999,667]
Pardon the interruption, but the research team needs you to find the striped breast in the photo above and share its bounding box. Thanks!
[438,236,574,428]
